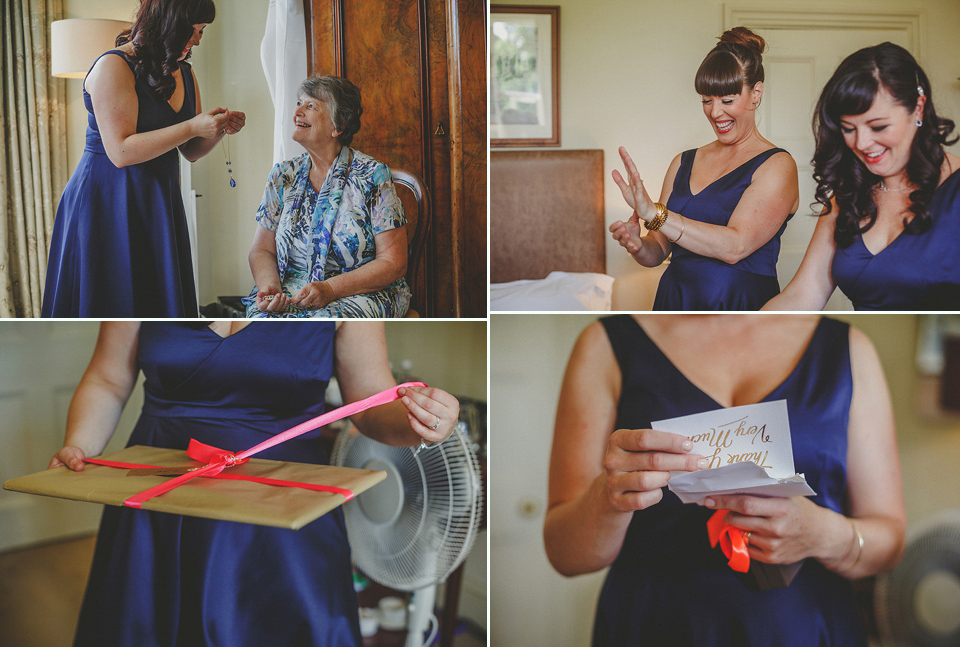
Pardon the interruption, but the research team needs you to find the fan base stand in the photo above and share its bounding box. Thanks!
[406,585,437,647]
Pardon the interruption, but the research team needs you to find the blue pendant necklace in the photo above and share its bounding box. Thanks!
[222,133,235,187]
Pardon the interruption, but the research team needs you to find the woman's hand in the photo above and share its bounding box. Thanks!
[609,210,645,255]
[255,284,290,312]
[291,281,336,310]
[224,109,246,135]
[190,106,230,139]
[603,428,708,512]
[398,385,460,445]
[612,146,658,222]
[705,494,830,565]
[48,445,88,472]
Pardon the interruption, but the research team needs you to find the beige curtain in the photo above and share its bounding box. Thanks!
[0,0,67,317]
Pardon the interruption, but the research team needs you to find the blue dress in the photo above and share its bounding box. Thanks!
[655,148,792,310]
[74,323,362,647]
[832,168,960,310]
[42,50,198,318]
[593,315,864,647]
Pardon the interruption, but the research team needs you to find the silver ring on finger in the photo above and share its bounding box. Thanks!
[430,415,440,430]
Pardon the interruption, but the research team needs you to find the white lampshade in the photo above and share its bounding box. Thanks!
[51,18,131,78]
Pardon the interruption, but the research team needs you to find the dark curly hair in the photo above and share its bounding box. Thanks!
[298,76,364,147]
[812,42,956,248]
[117,0,216,102]
[694,26,766,97]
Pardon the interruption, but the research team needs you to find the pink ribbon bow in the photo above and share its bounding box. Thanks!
[707,509,751,573]
[85,382,427,508]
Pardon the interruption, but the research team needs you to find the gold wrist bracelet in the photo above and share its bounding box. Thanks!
[666,213,685,243]
[848,518,864,570]
[646,202,669,231]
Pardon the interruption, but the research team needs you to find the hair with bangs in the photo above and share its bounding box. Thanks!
[812,42,957,247]
[117,0,216,101]
[695,27,765,97]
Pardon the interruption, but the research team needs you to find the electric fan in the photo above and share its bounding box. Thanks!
[875,509,960,647]
[331,421,483,647]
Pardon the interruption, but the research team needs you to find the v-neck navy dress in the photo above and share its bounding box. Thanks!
[654,148,793,310]
[832,168,960,309]
[74,323,362,647]
[42,50,198,318]
[593,315,864,647]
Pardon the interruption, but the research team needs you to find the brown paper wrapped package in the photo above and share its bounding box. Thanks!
[2,445,386,530]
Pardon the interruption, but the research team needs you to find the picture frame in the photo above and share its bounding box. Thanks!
[490,5,560,147]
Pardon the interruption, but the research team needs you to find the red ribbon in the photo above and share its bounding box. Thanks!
[84,382,427,509]
[707,509,751,573]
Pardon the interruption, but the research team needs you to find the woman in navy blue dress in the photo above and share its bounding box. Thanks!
[766,43,960,310]
[49,321,460,647]
[41,0,246,317]
[545,315,905,646]
[610,27,799,310]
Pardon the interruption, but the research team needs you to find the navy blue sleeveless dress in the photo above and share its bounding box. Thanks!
[42,51,198,318]
[74,323,362,647]
[655,148,793,310]
[832,168,960,310]
[593,315,864,647]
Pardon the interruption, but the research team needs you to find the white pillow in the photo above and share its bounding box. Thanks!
[490,271,614,311]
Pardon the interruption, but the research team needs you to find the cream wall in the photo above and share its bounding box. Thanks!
[508,0,960,284]
[490,312,960,645]
[831,314,960,524]
[62,0,277,306]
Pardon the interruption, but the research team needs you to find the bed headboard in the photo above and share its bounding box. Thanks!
[491,149,605,283]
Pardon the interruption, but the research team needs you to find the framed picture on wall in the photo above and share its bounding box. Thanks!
[490,5,560,147]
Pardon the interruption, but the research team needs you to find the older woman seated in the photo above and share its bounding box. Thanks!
[244,76,411,317]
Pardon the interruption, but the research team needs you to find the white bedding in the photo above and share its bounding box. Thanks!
[490,271,615,311]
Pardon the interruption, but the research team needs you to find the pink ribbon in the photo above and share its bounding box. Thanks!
[707,509,751,573]
[85,382,427,509]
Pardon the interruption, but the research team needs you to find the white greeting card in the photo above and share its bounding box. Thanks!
[651,400,816,505]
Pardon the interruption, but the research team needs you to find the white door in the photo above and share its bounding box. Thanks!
[490,314,608,647]
[748,14,918,309]
[0,323,142,552]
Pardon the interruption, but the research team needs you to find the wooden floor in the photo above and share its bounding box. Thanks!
[0,534,485,647]
[0,534,96,647]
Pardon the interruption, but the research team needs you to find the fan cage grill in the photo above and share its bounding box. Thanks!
[875,510,960,647]
[332,422,483,591]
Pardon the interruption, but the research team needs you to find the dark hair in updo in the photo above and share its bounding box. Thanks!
[813,42,956,248]
[695,27,766,97]
[297,76,364,146]
[117,0,215,102]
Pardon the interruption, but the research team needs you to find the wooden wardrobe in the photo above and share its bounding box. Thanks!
[304,0,486,318]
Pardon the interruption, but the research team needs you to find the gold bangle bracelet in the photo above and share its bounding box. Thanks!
[848,518,864,570]
[646,202,669,232]
[666,213,685,243]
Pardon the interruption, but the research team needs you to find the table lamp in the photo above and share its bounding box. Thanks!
[50,18,131,78]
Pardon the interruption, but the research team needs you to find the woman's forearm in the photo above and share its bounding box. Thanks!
[762,283,831,311]
[62,379,133,458]
[351,401,420,447]
[249,247,282,291]
[323,256,405,301]
[179,131,225,162]
[544,475,635,576]
[812,507,905,579]
[60,323,141,459]
[629,233,669,267]
[655,209,781,265]
[106,120,198,168]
